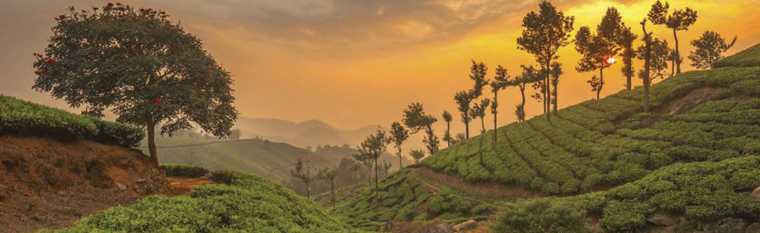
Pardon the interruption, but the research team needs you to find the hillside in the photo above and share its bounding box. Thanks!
[0,96,166,233]
[236,117,383,148]
[146,132,408,184]
[46,171,362,233]
[337,44,760,232]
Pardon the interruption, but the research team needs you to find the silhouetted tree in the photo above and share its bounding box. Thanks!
[617,26,638,92]
[402,103,439,155]
[357,130,389,190]
[291,159,315,199]
[389,122,409,169]
[517,1,574,117]
[442,111,454,147]
[637,20,672,112]
[648,0,698,76]
[471,98,491,134]
[317,167,338,207]
[469,61,490,99]
[410,149,426,164]
[454,91,474,140]
[689,31,737,69]
[351,151,373,186]
[575,24,619,101]
[490,66,510,144]
[511,65,542,122]
[31,3,237,166]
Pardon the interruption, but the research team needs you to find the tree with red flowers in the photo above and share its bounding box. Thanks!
[32,3,237,166]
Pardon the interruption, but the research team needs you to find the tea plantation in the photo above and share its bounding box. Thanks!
[337,44,760,232]
[0,95,144,147]
[46,171,362,233]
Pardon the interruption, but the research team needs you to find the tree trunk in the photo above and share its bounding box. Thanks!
[446,121,451,147]
[598,67,604,101]
[545,61,552,120]
[464,113,470,139]
[397,147,403,169]
[374,157,379,190]
[552,80,558,113]
[305,181,311,199]
[480,117,486,134]
[519,85,526,122]
[642,21,652,112]
[492,92,498,144]
[146,120,159,167]
[673,28,681,75]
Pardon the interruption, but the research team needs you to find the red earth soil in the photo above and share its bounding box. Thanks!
[0,136,168,233]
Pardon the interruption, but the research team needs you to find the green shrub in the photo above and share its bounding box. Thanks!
[601,201,648,233]
[209,170,238,184]
[161,164,209,178]
[492,201,591,233]
[0,96,144,147]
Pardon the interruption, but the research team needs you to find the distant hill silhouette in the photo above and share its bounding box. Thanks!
[234,117,384,148]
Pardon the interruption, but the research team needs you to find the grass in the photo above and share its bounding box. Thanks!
[0,95,144,147]
[45,172,362,233]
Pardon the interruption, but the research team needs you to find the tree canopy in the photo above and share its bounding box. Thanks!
[32,3,237,165]
[689,31,737,69]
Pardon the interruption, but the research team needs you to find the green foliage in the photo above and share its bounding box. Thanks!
[0,95,144,147]
[715,43,760,68]
[689,31,737,69]
[492,201,591,233]
[48,172,359,233]
[161,164,209,178]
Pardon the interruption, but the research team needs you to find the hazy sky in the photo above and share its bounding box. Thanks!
[2,0,759,132]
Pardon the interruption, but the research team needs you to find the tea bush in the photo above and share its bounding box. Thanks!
[161,164,209,178]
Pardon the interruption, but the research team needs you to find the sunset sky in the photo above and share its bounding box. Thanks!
[2,0,760,134]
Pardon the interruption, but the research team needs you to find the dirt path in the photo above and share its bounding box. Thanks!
[408,167,541,206]
[166,177,212,195]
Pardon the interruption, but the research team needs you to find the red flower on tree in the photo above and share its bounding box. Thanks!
[45,58,57,65]
[152,97,161,105]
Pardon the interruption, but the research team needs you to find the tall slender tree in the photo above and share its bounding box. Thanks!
[357,130,389,190]
[389,122,410,169]
[471,98,491,134]
[291,159,315,199]
[455,91,474,139]
[689,31,737,69]
[648,0,698,76]
[490,66,510,143]
[517,0,574,118]
[617,26,638,92]
[575,24,619,101]
[637,20,671,112]
[511,65,542,122]
[317,167,338,208]
[442,111,454,147]
[402,102,439,155]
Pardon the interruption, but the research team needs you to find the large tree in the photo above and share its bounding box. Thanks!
[575,25,619,101]
[32,3,237,166]
[442,111,454,147]
[648,0,698,76]
[689,31,737,69]
[389,122,410,169]
[403,102,439,155]
[317,167,338,207]
[490,66,510,143]
[517,0,574,118]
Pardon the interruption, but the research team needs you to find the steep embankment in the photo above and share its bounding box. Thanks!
[0,96,166,233]
[338,44,760,232]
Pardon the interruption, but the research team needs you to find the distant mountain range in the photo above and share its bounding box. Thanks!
[235,117,384,148]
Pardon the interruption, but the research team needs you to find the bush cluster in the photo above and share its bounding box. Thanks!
[46,171,359,233]
[0,96,144,147]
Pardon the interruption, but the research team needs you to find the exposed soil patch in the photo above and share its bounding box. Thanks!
[657,87,729,115]
[411,167,541,201]
[0,135,168,233]
[166,177,212,195]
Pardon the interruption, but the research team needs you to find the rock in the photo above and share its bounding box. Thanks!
[115,182,127,191]
[417,223,453,233]
[452,219,477,232]
[753,187,760,200]
[648,213,678,226]
[746,223,760,233]
[716,218,746,233]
